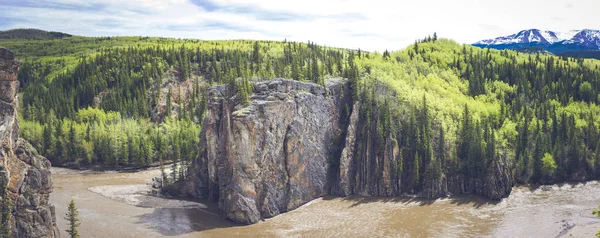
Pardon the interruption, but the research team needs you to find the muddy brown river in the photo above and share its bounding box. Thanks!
[50,167,600,237]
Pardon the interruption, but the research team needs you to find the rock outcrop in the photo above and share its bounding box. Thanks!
[184,79,350,224]
[332,100,513,200]
[0,48,59,237]
[183,78,513,224]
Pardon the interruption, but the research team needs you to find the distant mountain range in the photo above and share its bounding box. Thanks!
[473,29,600,59]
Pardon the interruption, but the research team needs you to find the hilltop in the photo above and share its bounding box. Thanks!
[0,28,72,40]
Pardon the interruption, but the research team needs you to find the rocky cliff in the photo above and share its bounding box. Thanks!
[334,100,513,200]
[183,78,513,224]
[183,79,350,224]
[0,48,59,237]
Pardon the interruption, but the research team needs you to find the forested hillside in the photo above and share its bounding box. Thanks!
[351,37,600,187]
[2,29,600,186]
[1,30,359,184]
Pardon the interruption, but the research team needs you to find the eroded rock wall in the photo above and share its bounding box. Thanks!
[334,101,513,200]
[0,48,59,238]
[185,78,513,224]
[186,79,349,224]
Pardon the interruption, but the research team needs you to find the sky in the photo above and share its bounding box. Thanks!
[0,0,599,52]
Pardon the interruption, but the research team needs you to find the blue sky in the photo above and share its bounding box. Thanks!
[0,0,598,51]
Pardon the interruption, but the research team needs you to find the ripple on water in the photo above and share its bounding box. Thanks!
[51,167,600,238]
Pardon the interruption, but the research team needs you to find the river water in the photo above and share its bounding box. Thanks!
[50,167,600,237]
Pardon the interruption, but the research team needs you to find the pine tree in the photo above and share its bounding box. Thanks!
[437,127,446,169]
[42,124,54,156]
[414,41,419,54]
[65,200,80,238]
[413,152,421,189]
[54,122,65,165]
[68,122,78,160]
[532,124,544,182]
[165,88,172,118]
[291,57,300,81]
[312,56,321,86]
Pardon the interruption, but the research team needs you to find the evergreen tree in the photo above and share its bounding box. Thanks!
[413,152,421,189]
[532,124,544,182]
[54,122,65,165]
[65,200,80,238]
[68,122,78,160]
[42,124,54,156]
[437,127,446,169]
[165,88,172,118]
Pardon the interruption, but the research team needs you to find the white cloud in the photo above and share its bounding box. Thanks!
[1,0,599,52]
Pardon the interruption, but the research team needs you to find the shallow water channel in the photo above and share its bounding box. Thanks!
[50,167,600,237]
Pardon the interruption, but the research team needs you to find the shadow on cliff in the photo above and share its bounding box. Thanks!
[134,205,241,236]
[331,194,498,209]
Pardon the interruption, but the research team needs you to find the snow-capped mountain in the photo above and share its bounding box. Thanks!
[473,29,600,54]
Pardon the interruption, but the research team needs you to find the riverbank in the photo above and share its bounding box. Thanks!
[49,167,600,237]
[87,175,600,237]
[52,161,176,174]
[88,185,207,209]
[53,165,207,210]
[559,207,600,237]
[562,221,600,237]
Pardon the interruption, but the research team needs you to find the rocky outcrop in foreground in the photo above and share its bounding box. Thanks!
[183,78,513,224]
[0,48,59,237]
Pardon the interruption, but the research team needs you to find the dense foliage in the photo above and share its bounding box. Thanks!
[4,29,600,186]
[3,32,360,183]
[353,37,600,185]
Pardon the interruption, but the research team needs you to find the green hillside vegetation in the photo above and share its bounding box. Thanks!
[3,30,600,185]
[354,37,600,185]
[0,29,71,40]
[4,31,359,180]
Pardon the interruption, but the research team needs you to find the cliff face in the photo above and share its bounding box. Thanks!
[184,79,350,224]
[185,78,513,224]
[0,48,59,237]
[333,101,512,200]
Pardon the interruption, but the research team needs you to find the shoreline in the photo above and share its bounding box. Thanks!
[87,184,208,210]
[51,162,175,175]
[51,161,177,174]
[52,167,600,237]
[560,221,600,237]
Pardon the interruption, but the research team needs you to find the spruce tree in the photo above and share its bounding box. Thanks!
[68,122,78,160]
[413,152,421,189]
[437,127,446,169]
[55,122,65,165]
[42,124,53,156]
[165,88,172,118]
[65,200,80,238]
